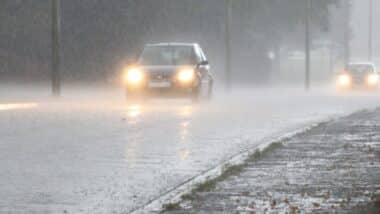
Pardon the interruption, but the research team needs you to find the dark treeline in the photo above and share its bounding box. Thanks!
[0,0,346,84]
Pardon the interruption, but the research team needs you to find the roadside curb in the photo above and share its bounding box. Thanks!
[130,117,337,214]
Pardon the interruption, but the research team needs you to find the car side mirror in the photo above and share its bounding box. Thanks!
[199,60,209,66]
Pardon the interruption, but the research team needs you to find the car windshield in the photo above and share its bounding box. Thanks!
[139,45,197,66]
[347,64,374,73]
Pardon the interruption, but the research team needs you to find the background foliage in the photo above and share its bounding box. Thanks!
[0,0,345,83]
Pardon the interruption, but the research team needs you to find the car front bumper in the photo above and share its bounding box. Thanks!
[126,79,198,96]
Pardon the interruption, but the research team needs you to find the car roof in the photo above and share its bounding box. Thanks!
[145,43,198,47]
[348,62,376,67]
[347,62,377,72]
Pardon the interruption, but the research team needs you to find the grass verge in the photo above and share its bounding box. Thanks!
[162,202,181,211]
[162,140,286,212]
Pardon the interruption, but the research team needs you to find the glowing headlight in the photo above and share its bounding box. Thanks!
[367,74,379,85]
[178,69,195,82]
[337,74,351,86]
[125,68,144,84]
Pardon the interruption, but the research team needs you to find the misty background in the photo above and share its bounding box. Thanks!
[0,0,377,87]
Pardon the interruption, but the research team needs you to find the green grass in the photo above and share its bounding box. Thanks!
[192,163,246,193]
[181,193,196,201]
[162,202,181,211]
[247,141,284,162]
[262,141,284,156]
[247,149,262,162]
[178,141,285,204]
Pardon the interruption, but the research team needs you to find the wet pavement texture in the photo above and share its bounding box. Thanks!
[2,86,380,213]
[173,109,380,213]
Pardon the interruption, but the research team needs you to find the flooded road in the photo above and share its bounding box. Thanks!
[1,86,380,213]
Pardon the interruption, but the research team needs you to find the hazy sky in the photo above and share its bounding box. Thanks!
[351,0,379,63]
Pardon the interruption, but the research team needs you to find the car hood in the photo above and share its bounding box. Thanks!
[140,65,195,74]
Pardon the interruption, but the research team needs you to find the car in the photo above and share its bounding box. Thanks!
[336,62,379,90]
[123,43,213,102]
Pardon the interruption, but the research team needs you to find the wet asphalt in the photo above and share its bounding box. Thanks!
[2,86,380,213]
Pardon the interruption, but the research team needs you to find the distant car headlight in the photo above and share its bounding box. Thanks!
[366,74,379,86]
[337,74,351,87]
[125,68,144,84]
[177,69,195,83]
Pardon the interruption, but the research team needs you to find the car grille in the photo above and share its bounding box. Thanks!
[351,74,365,84]
[148,73,174,81]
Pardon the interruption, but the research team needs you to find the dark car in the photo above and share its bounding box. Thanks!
[336,62,379,90]
[123,43,213,101]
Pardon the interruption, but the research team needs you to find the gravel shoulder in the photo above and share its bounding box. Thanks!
[165,109,380,213]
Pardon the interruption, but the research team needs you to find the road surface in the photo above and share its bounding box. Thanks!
[1,84,380,213]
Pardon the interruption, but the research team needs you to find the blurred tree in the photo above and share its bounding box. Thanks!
[0,0,345,83]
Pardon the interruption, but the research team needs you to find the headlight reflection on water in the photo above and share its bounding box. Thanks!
[126,104,143,125]
[178,150,190,160]
[178,105,193,117]
[0,103,38,111]
[127,105,142,118]
[178,120,191,160]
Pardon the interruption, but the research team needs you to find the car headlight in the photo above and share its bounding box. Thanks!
[178,69,195,82]
[337,74,351,86]
[125,68,144,84]
[367,74,379,85]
